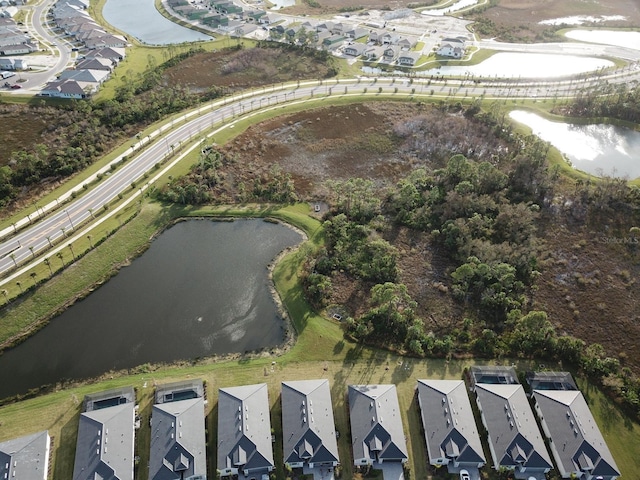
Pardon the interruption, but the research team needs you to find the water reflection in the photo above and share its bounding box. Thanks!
[564,30,640,50]
[510,110,640,179]
[0,219,302,400]
[269,0,295,10]
[421,0,478,16]
[363,52,613,79]
[539,15,626,26]
[427,52,613,78]
[103,0,212,45]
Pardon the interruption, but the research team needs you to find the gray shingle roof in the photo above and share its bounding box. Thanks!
[0,431,50,480]
[533,389,619,479]
[348,385,408,464]
[417,380,485,467]
[149,389,206,480]
[73,388,135,480]
[217,383,274,474]
[282,379,339,466]
[475,384,552,472]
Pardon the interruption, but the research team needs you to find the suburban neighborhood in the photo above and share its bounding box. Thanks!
[0,0,637,478]
[0,368,620,480]
[0,0,474,97]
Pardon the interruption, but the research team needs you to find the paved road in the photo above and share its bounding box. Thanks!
[3,66,640,282]
[1,0,72,92]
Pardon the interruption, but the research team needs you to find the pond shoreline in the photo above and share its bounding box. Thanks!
[0,210,311,404]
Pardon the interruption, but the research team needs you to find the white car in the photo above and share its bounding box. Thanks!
[459,470,471,480]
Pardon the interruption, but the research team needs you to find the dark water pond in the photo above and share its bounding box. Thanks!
[0,219,302,400]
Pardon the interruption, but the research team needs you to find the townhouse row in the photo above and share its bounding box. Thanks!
[0,366,620,480]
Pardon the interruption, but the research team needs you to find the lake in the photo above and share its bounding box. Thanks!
[509,110,640,179]
[102,0,212,45]
[424,52,614,79]
[0,219,302,400]
[364,52,614,79]
[564,29,640,50]
[421,0,478,16]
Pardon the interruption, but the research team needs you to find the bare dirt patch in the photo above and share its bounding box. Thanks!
[535,219,640,372]
[163,46,336,92]
[222,102,419,199]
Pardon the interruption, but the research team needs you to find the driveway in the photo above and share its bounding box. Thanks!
[448,465,482,480]
[378,462,404,480]
[302,465,335,480]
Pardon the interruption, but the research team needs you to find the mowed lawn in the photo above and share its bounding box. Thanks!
[0,203,639,479]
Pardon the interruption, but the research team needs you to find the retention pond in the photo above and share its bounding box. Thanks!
[0,219,302,400]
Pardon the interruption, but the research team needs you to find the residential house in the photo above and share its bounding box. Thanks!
[471,366,552,479]
[396,36,417,50]
[259,14,278,25]
[322,34,345,50]
[40,78,92,98]
[382,45,400,62]
[173,5,208,20]
[315,21,334,33]
[381,32,399,45]
[66,21,102,35]
[75,28,109,42]
[282,380,339,470]
[368,29,385,44]
[362,45,385,61]
[343,42,365,57]
[202,13,228,27]
[213,1,241,15]
[398,51,420,66]
[0,56,28,69]
[75,57,113,71]
[284,25,300,41]
[417,380,485,472]
[59,68,110,84]
[243,10,265,22]
[0,431,51,480]
[437,37,466,59]
[0,28,29,47]
[217,383,274,479]
[72,387,136,480]
[84,34,127,50]
[348,385,408,467]
[218,19,242,34]
[269,24,285,35]
[0,43,36,54]
[531,372,620,480]
[0,6,17,17]
[85,46,125,62]
[313,30,331,46]
[234,23,257,37]
[345,27,368,40]
[148,380,207,480]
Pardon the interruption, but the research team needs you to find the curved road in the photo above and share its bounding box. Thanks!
[2,65,640,284]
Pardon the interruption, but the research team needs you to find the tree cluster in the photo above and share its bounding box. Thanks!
[564,82,640,124]
[388,154,540,321]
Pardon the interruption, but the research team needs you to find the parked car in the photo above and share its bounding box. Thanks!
[460,470,470,480]
[10,84,22,89]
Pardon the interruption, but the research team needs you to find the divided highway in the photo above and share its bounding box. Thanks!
[1,65,640,284]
